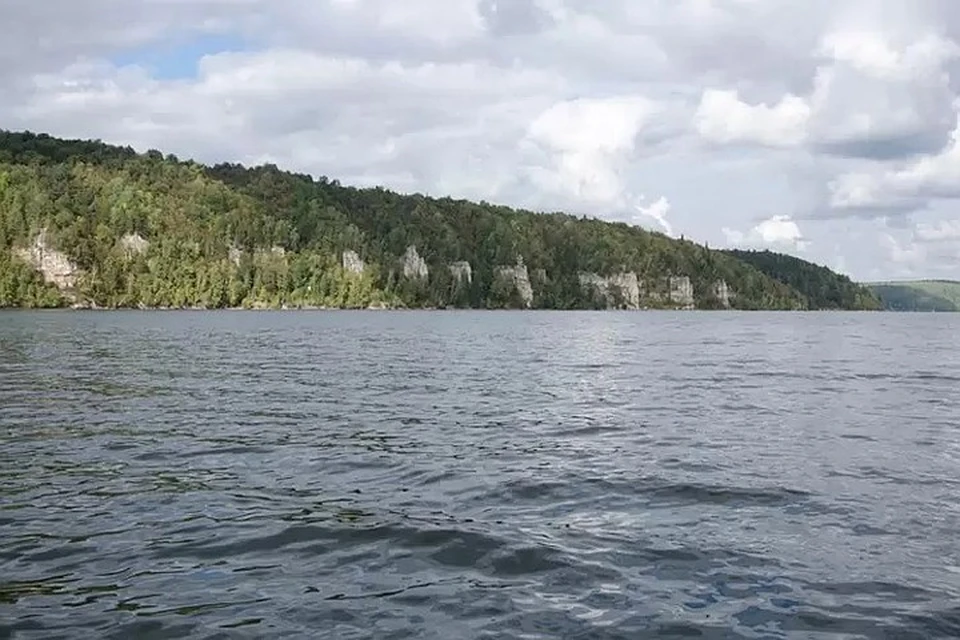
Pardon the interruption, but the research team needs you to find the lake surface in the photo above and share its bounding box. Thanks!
[2,310,960,639]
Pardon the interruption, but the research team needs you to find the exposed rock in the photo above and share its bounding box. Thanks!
[495,256,534,308]
[713,279,731,308]
[449,261,472,284]
[402,245,429,280]
[669,276,695,309]
[579,272,641,309]
[253,245,287,262]
[342,250,365,275]
[119,232,149,257]
[14,230,80,293]
[228,246,242,267]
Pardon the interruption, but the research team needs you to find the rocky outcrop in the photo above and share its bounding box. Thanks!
[228,246,242,267]
[579,272,641,309]
[713,279,731,308]
[402,245,429,280]
[669,276,694,309]
[495,256,533,308]
[449,261,472,285]
[342,250,365,275]
[14,230,80,293]
[119,232,149,257]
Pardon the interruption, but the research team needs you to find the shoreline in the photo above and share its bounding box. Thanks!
[0,305,888,313]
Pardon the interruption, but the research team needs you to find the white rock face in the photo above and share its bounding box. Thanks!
[402,245,429,280]
[14,230,79,292]
[496,256,534,308]
[579,272,641,309]
[669,276,695,309]
[342,250,365,275]
[119,232,149,257]
[449,261,472,284]
[713,279,731,308]
[228,246,242,267]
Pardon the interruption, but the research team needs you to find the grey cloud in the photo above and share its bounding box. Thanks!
[477,0,554,36]
[811,132,951,161]
[803,201,929,221]
[806,69,956,161]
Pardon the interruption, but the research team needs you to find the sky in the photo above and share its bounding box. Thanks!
[4,0,960,282]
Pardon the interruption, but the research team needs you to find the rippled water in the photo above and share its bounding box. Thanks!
[2,310,960,639]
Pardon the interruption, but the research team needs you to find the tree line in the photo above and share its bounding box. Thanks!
[0,130,878,311]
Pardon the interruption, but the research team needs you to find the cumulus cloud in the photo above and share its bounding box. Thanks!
[827,110,960,214]
[633,196,674,237]
[694,89,810,147]
[874,215,960,277]
[694,25,959,160]
[723,215,808,250]
[525,96,658,207]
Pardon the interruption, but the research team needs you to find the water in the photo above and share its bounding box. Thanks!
[2,310,960,639]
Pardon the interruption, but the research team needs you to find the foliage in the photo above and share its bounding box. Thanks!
[0,129,870,311]
[722,249,882,311]
[0,252,64,308]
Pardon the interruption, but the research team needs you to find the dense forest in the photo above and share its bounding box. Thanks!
[722,249,882,311]
[0,130,877,311]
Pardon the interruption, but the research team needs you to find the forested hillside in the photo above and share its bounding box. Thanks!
[0,130,870,310]
[722,249,882,310]
[866,281,960,311]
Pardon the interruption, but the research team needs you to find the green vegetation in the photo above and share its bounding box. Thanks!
[722,249,883,310]
[865,280,960,311]
[0,129,875,311]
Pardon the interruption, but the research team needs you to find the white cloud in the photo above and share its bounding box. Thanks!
[693,21,959,162]
[694,88,810,147]
[819,30,959,81]
[723,215,808,250]
[525,96,658,207]
[633,196,674,236]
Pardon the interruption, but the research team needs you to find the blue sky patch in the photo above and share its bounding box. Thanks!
[110,32,247,80]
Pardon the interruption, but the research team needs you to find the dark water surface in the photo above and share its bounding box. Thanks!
[2,310,960,639]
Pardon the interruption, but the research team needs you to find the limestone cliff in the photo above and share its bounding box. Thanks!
[342,250,365,275]
[402,245,429,280]
[14,230,80,295]
[228,246,242,267]
[119,233,149,257]
[669,276,694,309]
[579,272,641,309]
[495,257,534,308]
[713,279,732,308]
[449,261,472,284]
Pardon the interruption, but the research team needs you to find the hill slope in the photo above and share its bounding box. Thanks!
[722,249,882,310]
[865,280,960,311]
[0,129,867,311]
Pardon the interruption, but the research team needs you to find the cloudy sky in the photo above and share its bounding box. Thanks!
[5,0,960,281]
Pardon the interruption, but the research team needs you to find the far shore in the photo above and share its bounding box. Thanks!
[0,305,895,313]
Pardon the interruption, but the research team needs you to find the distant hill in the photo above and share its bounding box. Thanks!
[865,280,960,312]
[0,129,876,311]
[721,249,882,310]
